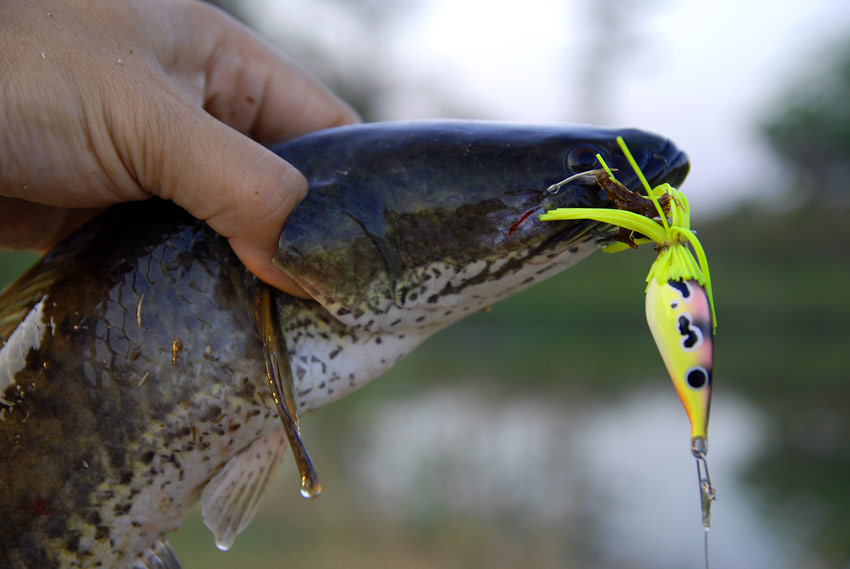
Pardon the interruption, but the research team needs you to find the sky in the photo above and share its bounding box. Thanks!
[246,0,850,217]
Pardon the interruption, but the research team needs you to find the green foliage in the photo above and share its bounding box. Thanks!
[0,251,37,291]
[761,38,850,203]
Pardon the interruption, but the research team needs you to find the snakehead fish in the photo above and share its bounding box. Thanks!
[0,121,688,569]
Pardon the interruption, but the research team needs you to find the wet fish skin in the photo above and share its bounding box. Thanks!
[0,121,688,568]
[0,204,276,568]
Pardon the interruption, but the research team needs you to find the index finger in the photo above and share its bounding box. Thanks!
[169,1,359,142]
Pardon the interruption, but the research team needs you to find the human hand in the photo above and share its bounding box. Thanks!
[0,0,358,296]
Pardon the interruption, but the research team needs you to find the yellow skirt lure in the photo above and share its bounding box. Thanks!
[540,136,718,566]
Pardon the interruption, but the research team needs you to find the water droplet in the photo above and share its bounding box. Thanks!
[300,476,322,499]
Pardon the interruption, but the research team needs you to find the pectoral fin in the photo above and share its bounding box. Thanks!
[200,429,289,551]
[254,284,321,499]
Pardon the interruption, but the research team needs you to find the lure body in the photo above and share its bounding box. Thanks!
[645,278,713,443]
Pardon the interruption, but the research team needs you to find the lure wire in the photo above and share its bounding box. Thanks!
[694,446,717,569]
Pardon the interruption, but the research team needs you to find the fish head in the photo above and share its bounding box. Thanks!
[645,278,714,447]
[273,121,689,334]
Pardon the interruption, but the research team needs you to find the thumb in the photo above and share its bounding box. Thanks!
[129,98,310,297]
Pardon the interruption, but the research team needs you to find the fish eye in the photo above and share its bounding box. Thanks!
[566,145,604,173]
[685,367,710,390]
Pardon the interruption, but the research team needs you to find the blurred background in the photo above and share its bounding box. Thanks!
[2,0,850,567]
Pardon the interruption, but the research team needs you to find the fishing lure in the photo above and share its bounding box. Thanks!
[540,137,718,567]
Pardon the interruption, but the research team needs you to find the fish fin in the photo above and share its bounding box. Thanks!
[131,537,182,569]
[254,285,322,498]
[0,237,87,346]
[200,428,288,550]
[0,269,52,347]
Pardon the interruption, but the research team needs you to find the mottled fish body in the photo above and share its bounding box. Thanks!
[0,121,688,568]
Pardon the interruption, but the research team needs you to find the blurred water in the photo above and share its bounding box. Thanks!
[347,386,816,569]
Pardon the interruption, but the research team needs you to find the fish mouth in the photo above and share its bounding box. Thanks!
[532,136,691,255]
[643,142,690,189]
[526,222,599,270]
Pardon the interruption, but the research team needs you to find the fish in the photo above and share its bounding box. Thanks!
[0,120,689,568]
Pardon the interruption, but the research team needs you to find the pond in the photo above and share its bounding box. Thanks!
[171,385,828,569]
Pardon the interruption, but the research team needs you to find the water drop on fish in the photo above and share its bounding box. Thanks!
[300,476,322,499]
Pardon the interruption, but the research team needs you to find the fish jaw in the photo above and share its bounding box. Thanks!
[276,237,603,415]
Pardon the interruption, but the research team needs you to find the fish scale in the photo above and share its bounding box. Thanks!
[0,208,279,568]
[0,121,689,568]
